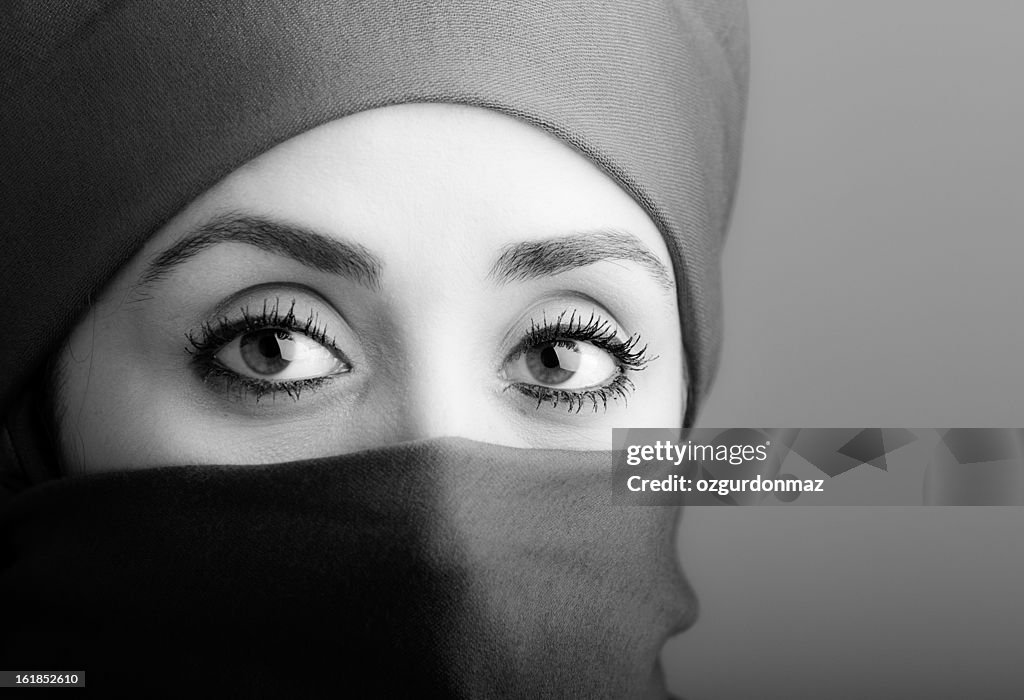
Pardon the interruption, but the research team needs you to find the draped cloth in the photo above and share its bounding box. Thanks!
[0,439,694,698]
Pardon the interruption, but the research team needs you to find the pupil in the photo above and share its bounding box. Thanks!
[524,341,579,386]
[541,346,560,369]
[239,329,292,375]
[257,332,282,359]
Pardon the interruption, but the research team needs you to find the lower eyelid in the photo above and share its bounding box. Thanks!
[507,373,636,414]
[196,364,337,404]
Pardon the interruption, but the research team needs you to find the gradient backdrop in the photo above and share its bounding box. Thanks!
[666,2,1024,698]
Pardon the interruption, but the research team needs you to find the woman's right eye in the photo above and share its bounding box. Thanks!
[186,295,353,402]
[214,328,350,381]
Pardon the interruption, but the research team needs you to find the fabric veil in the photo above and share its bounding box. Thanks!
[1,439,694,698]
[0,0,749,445]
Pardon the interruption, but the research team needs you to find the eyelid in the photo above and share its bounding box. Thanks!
[185,286,357,404]
[502,307,643,367]
[497,292,619,347]
[506,374,638,414]
[206,282,348,325]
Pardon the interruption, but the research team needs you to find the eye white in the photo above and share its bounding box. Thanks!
[503,340,619,390]
[215,329,349,380]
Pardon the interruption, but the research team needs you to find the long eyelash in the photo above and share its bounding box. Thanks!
[185,297,338,403]
[516,309,652,370]
[506,309,656,413]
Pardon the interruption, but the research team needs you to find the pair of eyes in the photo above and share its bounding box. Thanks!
[217,327,619,391]
[188,298,654,412]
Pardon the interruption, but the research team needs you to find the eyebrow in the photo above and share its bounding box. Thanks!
[488,230,675,293]
[136,214,383,290]
[135,216,673,296]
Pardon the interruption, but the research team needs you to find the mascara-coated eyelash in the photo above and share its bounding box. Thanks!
[510,374,638,414]
[503,309,655,413]
[186,298,348,402]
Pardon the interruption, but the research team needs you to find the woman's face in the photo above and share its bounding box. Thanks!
[57,104,684,473]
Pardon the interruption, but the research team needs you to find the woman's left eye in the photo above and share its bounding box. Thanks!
[503,340,619,390]
[214,328,350,381]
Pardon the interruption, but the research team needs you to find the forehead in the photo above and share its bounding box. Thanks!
[174,103,673,274]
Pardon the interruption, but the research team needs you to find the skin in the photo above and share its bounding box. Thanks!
[56,104,685,473]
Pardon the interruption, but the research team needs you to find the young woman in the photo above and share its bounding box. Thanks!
[0,2,748,696]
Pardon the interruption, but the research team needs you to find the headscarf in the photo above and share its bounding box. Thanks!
[0,1,748,695]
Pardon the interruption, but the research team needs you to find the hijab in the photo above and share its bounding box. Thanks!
[0,2,748,696]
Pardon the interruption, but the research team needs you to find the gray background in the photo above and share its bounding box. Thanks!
[666,2,1024,697]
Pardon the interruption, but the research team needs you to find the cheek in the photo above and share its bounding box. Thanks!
[56,306,205,472]
[56,330,131,474]
[628,345,686,428]
[57,353,159,474]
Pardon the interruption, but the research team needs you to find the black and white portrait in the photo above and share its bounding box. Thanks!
[2,1,1022,698]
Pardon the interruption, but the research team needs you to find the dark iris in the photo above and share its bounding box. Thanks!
[239,329,294,375]
[524,341,580,385]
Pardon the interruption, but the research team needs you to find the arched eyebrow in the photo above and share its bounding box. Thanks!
[136,214,383,291]
[135,216,673,296]
[488,230,675,293]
